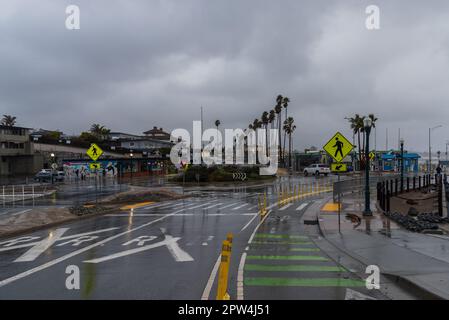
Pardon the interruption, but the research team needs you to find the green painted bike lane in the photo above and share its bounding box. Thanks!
[241,202,371,300]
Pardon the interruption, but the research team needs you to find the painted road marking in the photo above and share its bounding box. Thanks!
[279,203,292,211]
[14,228,69,262]
[84,233,193,263]
[289,248,320,252]
[106,213,257,217]
[0,227,120,253]
[121,201,155,210]
[187,202,217,210]
[244,277,365,287]
[240,214,259,232]
[345,288,377,300]
[232,203,249,210]
[201,254,222,300]
[246,255,329,261]
[296,203,309,211]
[218,203,240,210]
[250,241,313,245]
[254,234,308,240]
[321,202,341,212]
[244,264,345,272]
[0,209,184,288]
[12,209,33,216]
[203,203,223,210]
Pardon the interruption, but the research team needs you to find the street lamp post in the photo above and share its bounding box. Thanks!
[363,117,373,216]
[50,153,55,184]
[400,139,404,192]
[429,125,442,174]
[130,152,134,183]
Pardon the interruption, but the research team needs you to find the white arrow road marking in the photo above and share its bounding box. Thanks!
[232,203,249,210]
[296,202,309,211]
[0,236,40,247]
[122,236,157,246]
[345,288,376,300]
[84,234,193,263]
[0,227,119,253]
[0,210,182,288]
[279,203,292,211]
[56,235,99,247]
[14,228,69,262]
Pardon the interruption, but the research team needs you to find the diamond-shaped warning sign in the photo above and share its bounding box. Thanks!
[323,132,353,163]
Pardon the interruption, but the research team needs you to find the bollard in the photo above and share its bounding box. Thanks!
[387,190,391,212]
[407,177,410,192]
[390,180,393,197]
[395,179,398,196]
[413,177,416,190]
[216,239,232,300]
[419,176,422,189]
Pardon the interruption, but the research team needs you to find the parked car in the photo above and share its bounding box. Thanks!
[303,164,330,176]
[34,170,65,182]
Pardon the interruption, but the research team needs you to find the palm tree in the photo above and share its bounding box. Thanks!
[1,115,17,126]
[347,114,366,170]
[275,95,283,163]
[268,110,276,155]
[214,119,221,147]
[90,124,110,140]
[283,117,296,171]
[261,111,269,152]
[281,97,290,164]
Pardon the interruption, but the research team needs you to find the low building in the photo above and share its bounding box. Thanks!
[143,127,172,141]
[0,125,43,176]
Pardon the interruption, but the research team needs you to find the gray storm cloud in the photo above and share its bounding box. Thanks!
[1,0,449,152]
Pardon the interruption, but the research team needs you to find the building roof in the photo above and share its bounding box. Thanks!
[143,126,170,136]
[0,125,32,130]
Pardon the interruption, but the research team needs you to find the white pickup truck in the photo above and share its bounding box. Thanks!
[303,164,330,176]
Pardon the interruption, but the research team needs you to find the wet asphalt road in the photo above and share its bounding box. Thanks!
[0,175,379,300]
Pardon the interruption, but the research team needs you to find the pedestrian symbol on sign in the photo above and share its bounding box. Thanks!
[86,143,103,161]
[333,138,344,159]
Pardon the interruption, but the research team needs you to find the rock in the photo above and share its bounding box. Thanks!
[408,207,419,216]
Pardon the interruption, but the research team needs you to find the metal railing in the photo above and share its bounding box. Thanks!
[1,184,49,206]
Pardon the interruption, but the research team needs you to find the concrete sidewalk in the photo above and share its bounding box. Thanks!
[317,195,449,300]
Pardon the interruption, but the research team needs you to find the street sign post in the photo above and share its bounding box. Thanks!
[323,132,354,163]
[89,162,101,171]
[86,143,103,161]
[323,132,353,234]
[331,163,347,173]
[86,143,103,204]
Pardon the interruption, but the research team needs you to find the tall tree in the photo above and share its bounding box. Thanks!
[275,95,283,163]
[261,111,269,152]
[1,115,17,126]
[283,117,296,171]
[281,97,290,164]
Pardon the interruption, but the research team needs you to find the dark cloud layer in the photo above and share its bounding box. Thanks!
[2,1,449,152]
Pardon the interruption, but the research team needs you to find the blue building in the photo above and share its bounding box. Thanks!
[381,152,420,173]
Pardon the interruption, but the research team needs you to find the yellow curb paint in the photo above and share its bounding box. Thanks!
[321,202,341,212]
[120,201,155,210]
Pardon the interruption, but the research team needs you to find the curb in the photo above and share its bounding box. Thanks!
[316,208,447,300]
[0,207,123,240]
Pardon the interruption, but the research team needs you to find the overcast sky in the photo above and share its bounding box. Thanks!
[1,1,449,153]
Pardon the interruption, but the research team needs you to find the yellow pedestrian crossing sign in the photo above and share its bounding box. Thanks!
[369,151,375,160]
[331,163,347,173]
[89,162,101,171]
[323,132,354,163]
[86,143,103,161]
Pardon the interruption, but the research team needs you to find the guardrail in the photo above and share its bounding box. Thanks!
[332,173,402,202]
[1,184,50,206]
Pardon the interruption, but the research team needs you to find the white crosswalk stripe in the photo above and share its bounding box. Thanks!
[278,203,292,211]
[232,203,249,210]
[296,202,309,211]
[218,203,240,210]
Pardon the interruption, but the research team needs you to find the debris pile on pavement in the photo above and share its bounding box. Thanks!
[69,205,109,216]
[417,212,449,224]
[385,211,439,232]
